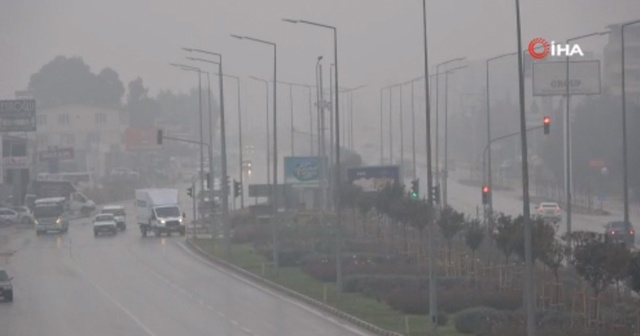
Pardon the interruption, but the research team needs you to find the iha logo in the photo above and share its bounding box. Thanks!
[528,37,585,60]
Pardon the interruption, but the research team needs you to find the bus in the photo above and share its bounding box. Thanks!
[37,172,94,190]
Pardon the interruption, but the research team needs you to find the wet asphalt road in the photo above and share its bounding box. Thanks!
[0,202,375,336]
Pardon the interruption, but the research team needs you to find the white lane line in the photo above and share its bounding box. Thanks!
[177,242,377,336]
[241,327,253,334]
[206,305,214,310]
[74,265,158,336]
[217,312,225,317]
[197,299,205,305]
[231,319,239,326]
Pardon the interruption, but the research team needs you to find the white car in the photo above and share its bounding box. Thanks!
[93,213,117,237]
[10,206,34,225]
[100,205,126,230]
[0,208,19,225]
[537,202,562,222]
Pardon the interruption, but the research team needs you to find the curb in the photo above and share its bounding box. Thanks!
[185,239,405,336]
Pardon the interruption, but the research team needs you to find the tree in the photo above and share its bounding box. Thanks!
[512,216,557,263]
[465,218,484,278]
[492,213,519,263]
[127,77,159,127]
[437,206,465,264]
[539,240,565,304]
[572,232,621,320]
[28,55,124,108]
[628,251,640,324]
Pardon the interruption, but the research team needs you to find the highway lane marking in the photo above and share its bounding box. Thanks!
[72,262,159,336]
[177,241,377,336]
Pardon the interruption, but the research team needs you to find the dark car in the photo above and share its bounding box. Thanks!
[604,221,635,247]
[0,269,13,302]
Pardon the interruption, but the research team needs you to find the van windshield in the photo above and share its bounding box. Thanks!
[154,206,179,218]
[34,205,63,218]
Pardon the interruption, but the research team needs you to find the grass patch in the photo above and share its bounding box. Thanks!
[193,238,466,336]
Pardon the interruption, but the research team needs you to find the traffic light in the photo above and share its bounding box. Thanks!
[187,187,193,198]
[543,116,550,135]
[410,179,419,199]
[205,173,211,190]
[482,185,490,204]
[233,180,242,198]
[157,129,163,145]
[432,184,440,204]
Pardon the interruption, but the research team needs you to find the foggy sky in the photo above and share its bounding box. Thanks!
[1,0,638,139]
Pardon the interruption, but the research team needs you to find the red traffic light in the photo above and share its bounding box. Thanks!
[482,185,489,193]
[543,116,550,124]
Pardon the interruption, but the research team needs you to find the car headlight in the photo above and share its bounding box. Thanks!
[56,218,61,225]
[160,220,165,224]
[179,218,183,223]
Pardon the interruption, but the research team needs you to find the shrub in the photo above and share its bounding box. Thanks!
[438,289,522,314]
[454,307,508,334]
[301,261,336,282]
[385,285,428,314]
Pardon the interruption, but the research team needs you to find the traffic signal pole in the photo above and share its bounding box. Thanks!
[191,181,196,239]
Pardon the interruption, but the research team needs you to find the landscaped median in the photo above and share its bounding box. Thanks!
[186,238,462,336]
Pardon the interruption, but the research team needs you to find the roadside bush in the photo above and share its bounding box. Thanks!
[385,285,427,314]
[301,260,336,282]
[438,289,522,314]
[454,307,508,334]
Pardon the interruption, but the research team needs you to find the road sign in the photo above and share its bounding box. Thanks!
[39,147,74,161]
[3,156,31,169]
[0,99,37,132]
[532,60,601,96]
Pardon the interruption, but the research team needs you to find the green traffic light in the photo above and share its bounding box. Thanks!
[411,192,418,199]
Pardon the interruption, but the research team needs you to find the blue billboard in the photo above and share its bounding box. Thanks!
[284,157,324,186]
[347,165,401,192]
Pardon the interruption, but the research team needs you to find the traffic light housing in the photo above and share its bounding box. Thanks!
[432,184,440,204]
[410,179,419,199]
[205,173,211,190]
[187,187,193,198]
[233,180,242,198]
[157,129,163,145]
[482,185,490,204]
[543,116,550,135]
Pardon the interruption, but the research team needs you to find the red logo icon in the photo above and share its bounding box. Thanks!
[528,37,550,60]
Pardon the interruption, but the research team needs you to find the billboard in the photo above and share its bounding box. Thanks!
[39,147,74,161]
[347,165,400,192]
[3,156,31,169]
[284,156,324,186]
[532,60,601,96]
[124,127,159,151]
[0,99,36,132]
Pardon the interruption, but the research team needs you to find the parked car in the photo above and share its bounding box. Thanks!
[0,208,19,226]
[536,202,562,222]
[10,206,34,225]
[0,269,13,302]
[605,221,635,247]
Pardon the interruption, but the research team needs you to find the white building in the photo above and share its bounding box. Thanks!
[35,104,128,178]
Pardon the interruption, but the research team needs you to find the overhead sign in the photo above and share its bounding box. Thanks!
[284,156,325,186]
[532,60,601,96]
[124,127,160,151]
[0,99,37,132]
[39,147,74,161]
[347,165,401,192]
[3,156,31,169]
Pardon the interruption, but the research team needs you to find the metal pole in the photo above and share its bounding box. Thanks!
[422,0,436,333]
[389,86,393,164]
[400,84,404,173]
[309,87,314,155]
[443,72,449,207]
[329,66,334,209]
[380,88,384,164]
[350,92,354,150]
[237,77,245,209]
[411,80,417,179]
[192,180,196,239]
[332,27,343,295]
[620,21,640,228]
[515,0,536,334]
[198,72,205,220]
[272,44,279,270]
[485,59,493,224]
[290,84,295,156]
[564,51,572,246]
[206,72,215,229]
[217,60,230,257]
[434,71,440,195]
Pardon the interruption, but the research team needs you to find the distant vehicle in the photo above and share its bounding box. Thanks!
[536,202,562,222]
[100,205,126,230]
[29,180,96,216]
[605,221,635,247]
[0,269,13,302]
[135,189,185,237]
[0,208,19,225]
[9,206,34,225]
[93,213,117,237]
[34,197,69,235]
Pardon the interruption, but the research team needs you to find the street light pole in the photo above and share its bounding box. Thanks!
[620,20,640,229]
[380,87,384,164]
[514,0,536,334]
[564,31,609,246]
[250,77,271,189]
[289,84,295,156]
[232,34,279,269]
